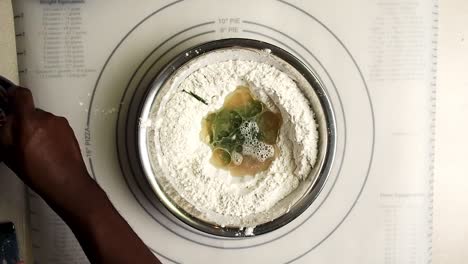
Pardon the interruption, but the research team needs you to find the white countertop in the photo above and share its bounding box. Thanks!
[433,1,468,263]
[0,0,31,263]
[0,0,467,263]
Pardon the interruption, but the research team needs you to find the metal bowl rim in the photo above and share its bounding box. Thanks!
[136,38,337,238]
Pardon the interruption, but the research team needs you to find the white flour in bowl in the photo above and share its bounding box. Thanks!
[148,59,318,227]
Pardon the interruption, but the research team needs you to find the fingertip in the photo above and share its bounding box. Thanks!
[9,86,35,117]
[0,115,14,147]
[6,84,19,97]
[0,75,15,93]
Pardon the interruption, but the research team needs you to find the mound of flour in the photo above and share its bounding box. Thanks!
[150,60,318,227]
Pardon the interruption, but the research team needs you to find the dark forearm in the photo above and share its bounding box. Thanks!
[0,87,160,264]
[46,174,161,264]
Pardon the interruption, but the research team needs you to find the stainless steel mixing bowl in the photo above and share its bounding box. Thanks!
[137,38,336,237]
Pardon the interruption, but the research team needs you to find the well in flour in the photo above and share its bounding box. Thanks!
[201,85,282,176]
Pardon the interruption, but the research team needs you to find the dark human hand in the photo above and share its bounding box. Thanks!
[0,87,94,210]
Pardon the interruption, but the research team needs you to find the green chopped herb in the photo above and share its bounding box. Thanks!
[182,89,208,105]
